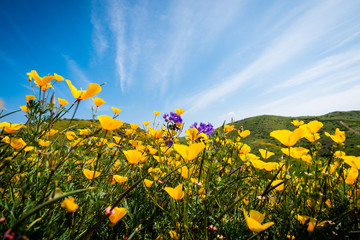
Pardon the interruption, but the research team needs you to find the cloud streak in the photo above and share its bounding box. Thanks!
[184,0,360,116]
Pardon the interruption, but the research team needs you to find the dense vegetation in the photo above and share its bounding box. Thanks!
[1,71,360,240]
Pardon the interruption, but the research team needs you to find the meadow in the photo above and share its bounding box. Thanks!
[1,71,359,239]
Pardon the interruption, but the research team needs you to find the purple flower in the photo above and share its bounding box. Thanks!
[163,112,183,131]
[190,122,214,136]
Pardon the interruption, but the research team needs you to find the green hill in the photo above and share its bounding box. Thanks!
[230,110,360,156]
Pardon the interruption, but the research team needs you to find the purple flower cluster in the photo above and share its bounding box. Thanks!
[163,112,183,124]
[162,112,183,131]
[189,122,214,136]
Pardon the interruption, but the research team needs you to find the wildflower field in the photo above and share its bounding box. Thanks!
[1,71,360,240]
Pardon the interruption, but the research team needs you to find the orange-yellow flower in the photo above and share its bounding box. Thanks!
[61,197,79,213]
[93,97,106,107]
[223,125,234,133]
[58,98,69,106]
[20,106,28,112]
[4,137,27,149]
[164,184,185,200]
[144,179,153,188]
[325,128,345,143]
[27,70,54,87]
[153,111,161,116]
[270,128,306,147]
[54,73,64,81]
[175,108,185,115]
[130,123,139,130]
[148,129,164,141]
[109,207,127,224]
[173,142,205,162]
[271,180,284,191]
[143,121,151,126]
[281,147,309,159]
[302,120,323,134]
[98,115,123,131]
[25,95,36,103]
[83,169,101,179]
[38,139,51,147]
[243,209,274,232]
[0,122,25,134]
[123,149,144,165]
[66,80,101,100]
[296,215,327,232]
[259,149,274,160]
[112,107,122,114]
[238,130,250,138]
[113,175,128,184]
[291,120,304,127]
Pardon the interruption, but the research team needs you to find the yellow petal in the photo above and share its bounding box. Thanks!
[109,207,127,223]
[164,184,184,200]
[83,169,101,180]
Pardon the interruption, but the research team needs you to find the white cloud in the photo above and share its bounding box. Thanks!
[91,1,109,58]
[184,0,359,115]
[64,56,90,86]
[106,0,127,91]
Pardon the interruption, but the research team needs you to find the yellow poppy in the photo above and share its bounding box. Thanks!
[27,70,54,87]
[0,122,25,134]
[61,197,79,213]
[66,80,101,100]
[98,115,123,131]
[271,180,284,191]
[144,179,153,188]
[175,108,185,115]
[20,105,28,112]
[164,184,185,200]
[112,107,122,114]
[281,147,309,159]
[238,129,250,138]
[296,215,327,232]
[38,139,51,147]
[123,149,144,165]
[148,129,164,141]
[325,128,345,143]
[113,175,128,184]
[291,120,304,127]
[243,209,274,232]
[83,169,101,180]
[173,142,205,162]
[130,123,139,130]
[270,128,306,147]
[143,121,151,126]
[25,95,36,103]
[259,149,274,160]
[54,73,64,81]
[223,125,234,133]
[153,111,161,116]
[109,207,127,224]
[58,98,69,106]
[93,97,106,107]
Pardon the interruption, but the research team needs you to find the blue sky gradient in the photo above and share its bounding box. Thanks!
[1,0,360,129]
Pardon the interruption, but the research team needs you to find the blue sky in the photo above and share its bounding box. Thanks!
[1,0,360,130]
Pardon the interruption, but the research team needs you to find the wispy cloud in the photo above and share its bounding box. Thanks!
[266,45,360,94]
[64,56,90,86]
[184,0,359,115]
[106,0,127,91]
[148,0,245,95]
[91,1,109,59]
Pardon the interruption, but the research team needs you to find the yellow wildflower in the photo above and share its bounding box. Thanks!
[164,184,185,201]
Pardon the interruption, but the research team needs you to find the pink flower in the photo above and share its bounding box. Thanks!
[105,207,115,215]
[4,229,15,240]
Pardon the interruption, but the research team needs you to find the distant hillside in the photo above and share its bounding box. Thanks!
[230,110,360,156]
